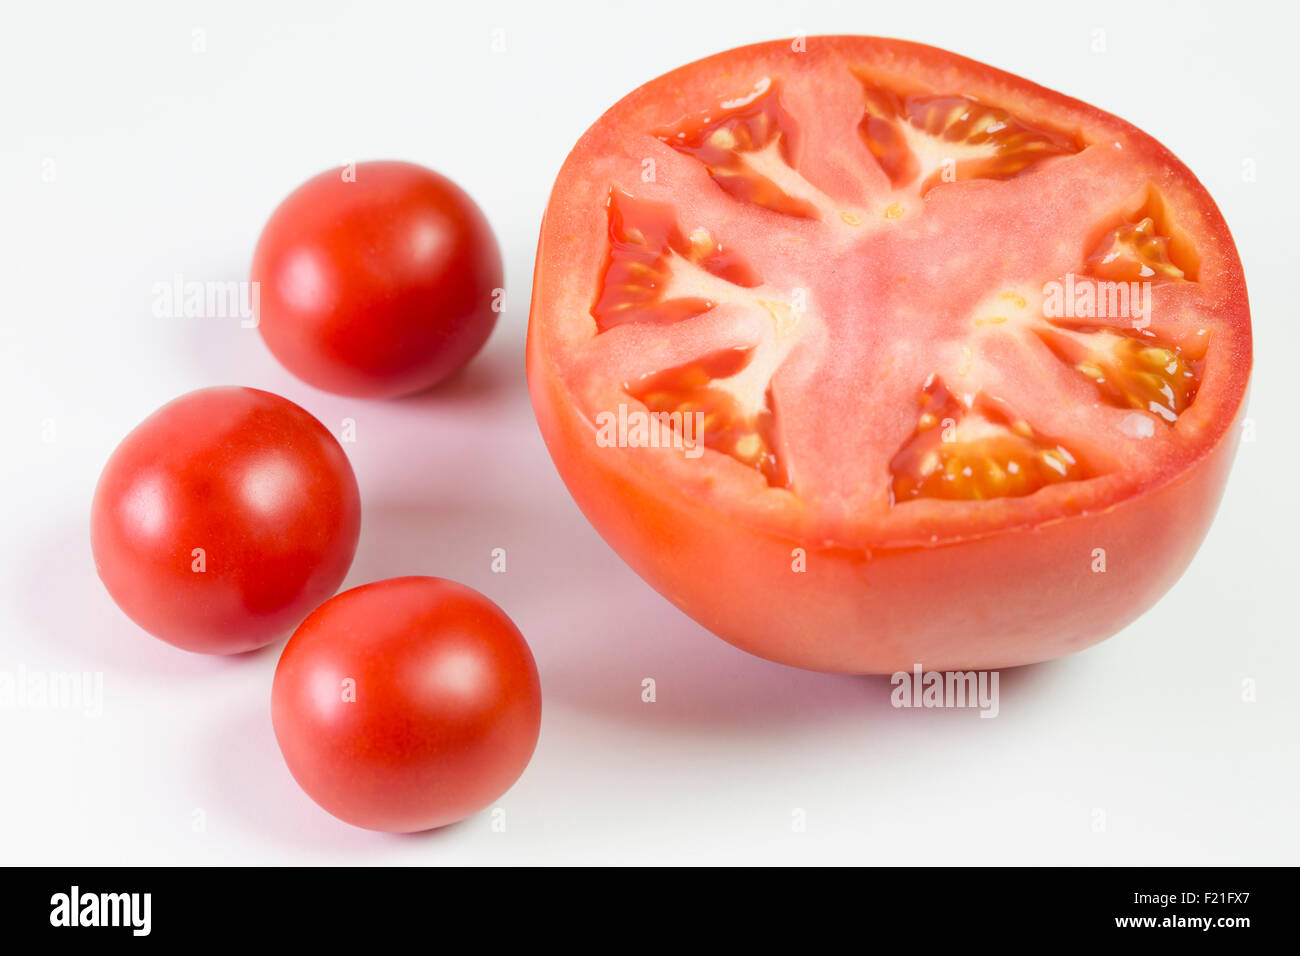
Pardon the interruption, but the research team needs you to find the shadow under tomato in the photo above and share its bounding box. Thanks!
[206,687,511,852]
[526,555,1074,740]
[392,335,524,408]
[12,514,279,680]
[203,697,379,853]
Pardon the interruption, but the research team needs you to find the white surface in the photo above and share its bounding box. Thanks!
[1,0,1296,865]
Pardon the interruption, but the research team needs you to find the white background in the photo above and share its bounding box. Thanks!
[1,0,1296,865]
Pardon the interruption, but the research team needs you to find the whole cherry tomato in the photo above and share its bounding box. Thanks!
[91,386,361,654]
[271,576,542,832]
[252,160,503,398]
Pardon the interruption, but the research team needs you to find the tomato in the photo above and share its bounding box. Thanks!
[271,576,541,833]
[251,161,503,399]
[91,387,361,655]
[526,37,1252,673]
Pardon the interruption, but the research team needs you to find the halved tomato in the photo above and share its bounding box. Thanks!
[527,37,1251,673]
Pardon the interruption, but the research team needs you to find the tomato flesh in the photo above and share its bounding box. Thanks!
[888,376,1089,503]
[527,37,1251,672]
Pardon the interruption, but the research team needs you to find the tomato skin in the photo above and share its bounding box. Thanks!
[271,576,542,833]
[530,353,1245,672]
[90,387,361,655]
[252,161,503,399]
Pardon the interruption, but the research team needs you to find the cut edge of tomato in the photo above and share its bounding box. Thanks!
[527,35,1253,553]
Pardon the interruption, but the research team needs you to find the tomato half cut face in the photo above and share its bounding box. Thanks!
[527,37,1251,673]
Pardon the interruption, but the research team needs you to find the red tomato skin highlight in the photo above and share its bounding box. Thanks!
[252,161,503,399]
[90,387,361,655]
[271,576,542,833]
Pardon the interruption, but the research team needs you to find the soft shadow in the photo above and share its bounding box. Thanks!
[204,697,374,852]
[395,336,524,408]
[522,529,1073,738]
[207,685,482,853]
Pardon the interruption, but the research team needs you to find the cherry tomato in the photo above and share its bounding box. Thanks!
[251,160,503,399]
[527,37,1251,673]
[91,387,361,654]
[271,576,541,833]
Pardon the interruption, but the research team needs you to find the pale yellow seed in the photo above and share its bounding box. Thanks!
[687,228,714,257]
[733,433,762,460]
[708,128,736,149]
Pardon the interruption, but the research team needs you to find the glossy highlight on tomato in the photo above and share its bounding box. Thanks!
[271,577,542,833]
[527,37,1252,673]
[91,387,361,654]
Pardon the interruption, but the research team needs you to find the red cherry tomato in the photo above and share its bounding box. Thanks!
[91,387,361,654]
[251,160,503,398]
[271,576,541,833]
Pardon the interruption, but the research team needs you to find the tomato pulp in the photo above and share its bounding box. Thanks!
[526,37,1251,673]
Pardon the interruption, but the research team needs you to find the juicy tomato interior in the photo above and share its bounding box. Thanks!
[533,37,1250,548]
